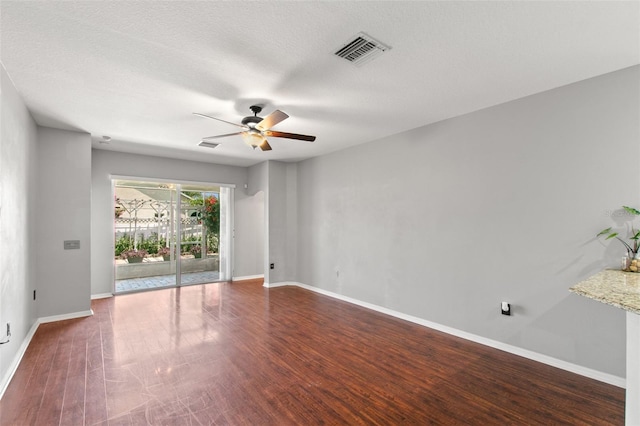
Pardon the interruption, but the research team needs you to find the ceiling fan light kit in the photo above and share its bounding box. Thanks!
[194,105,316,152]
[243,129,270,151]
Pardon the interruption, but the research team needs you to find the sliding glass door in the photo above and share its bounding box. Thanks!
[177,184,232,286]
[113,179,232,294]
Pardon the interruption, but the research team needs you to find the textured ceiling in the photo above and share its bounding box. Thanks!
[1,1,638,167]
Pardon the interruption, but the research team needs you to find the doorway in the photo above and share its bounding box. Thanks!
[112,179,232,293]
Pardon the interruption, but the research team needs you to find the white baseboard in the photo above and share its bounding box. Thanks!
[289,282,625,388]
[233,274,264,282]
[38,309,93,324]
[0,308,95,400]
[263,281,295,288]
[91,293,113,300]
[0,320,39,400]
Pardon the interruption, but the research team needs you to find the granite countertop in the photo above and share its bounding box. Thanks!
[570,269,640,314]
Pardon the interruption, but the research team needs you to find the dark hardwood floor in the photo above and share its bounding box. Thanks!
[0,280,624,425]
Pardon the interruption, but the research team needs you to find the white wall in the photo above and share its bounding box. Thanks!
[0,66,38,391]
[91,150,261,295]
[296,65,640,377]
[36,128,92,318]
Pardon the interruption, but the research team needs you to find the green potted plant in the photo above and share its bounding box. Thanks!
[121,249,148,264]
[597,206,640,272]
[158,246,171,261]
[190,245,202,259]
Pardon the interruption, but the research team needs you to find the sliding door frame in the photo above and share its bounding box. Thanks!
[111,175,235,292]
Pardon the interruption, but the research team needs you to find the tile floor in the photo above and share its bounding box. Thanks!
[115,270,220,292]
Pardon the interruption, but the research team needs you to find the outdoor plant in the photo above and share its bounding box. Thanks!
[187,195,220,236]
[597,206,640,270]
[202,196,220,236]
[114,234,166,257]
[207,233,219,254]
[180,235,201,254]
[137,234,166,255]
[190,245,202,258]
[158,247,171,256]
[120,249,148,260]
[115,235,132,257]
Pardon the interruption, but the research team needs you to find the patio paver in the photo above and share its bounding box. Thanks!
[116,270,220,293]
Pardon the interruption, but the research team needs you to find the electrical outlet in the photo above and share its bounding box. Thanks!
[270,263,275,270]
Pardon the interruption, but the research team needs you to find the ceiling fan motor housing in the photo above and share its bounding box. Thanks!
[242,105,264,127]
[241,116,262,127]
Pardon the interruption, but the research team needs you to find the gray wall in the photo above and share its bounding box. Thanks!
[0,66,38,391]
[248,161,270,281]
[91,150,262,295]
[36,128,92,318]
[267,161,297,284]
[235,190,264,278]
[296,65,640,377]
[247,161,298,285]
[284,163,298,282]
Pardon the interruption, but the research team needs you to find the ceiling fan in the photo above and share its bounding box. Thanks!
[194,105,316,151]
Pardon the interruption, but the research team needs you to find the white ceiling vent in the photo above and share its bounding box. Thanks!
[198,141,220,149]
[334,32,390,67]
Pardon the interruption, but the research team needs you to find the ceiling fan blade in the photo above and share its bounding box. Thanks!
[193,112,247,129]
[255,110,289,131]
[202,132,245,140]
[259,139,272,151]
[263,130,316,142]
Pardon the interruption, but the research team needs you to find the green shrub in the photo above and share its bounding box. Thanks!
[180,234,201,254]
[115,233,166,257]
[187,195,220,236]
[115,235,132,257]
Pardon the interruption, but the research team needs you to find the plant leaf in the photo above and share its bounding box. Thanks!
[605,232,619,240]
[623,206,640,216]
[597,227,612,237]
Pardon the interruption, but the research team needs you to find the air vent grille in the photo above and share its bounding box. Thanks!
[198,141,220,149]
[334,32,390,66]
